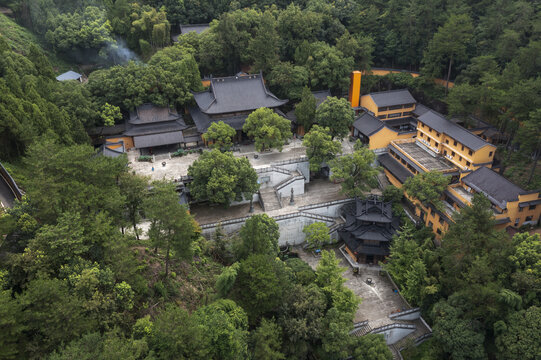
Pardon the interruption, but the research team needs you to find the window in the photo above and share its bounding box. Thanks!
[451,151,455,156]
[454,141,457,146]
[445,139,449,144]
[526,216,533,222]
[461,145,464,151]
[468,150,473,156]
[387,113,402,118]
[378,115,387,119]
[429,128,432,133]
[404,103,415,108]
[459,156,463,162]
[388,105,402,110]
[529,204,537,210]
[519,207,524,212]
[419,133,423,138]
[489,151,493,157]
[436,228,442,235]
[402,111,412,116]
[436,132,440,137]
[515,218,520,226]
[466,161,471,167]
[378,107,388,112]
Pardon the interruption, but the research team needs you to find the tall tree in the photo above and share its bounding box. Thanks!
[243,108,292,152]
[303,125,342,172]
[303,222,330,250]
[330,142,379,198]
[236,214,280,260]
[403,171,449,211]
[294,86,317,132]
[188,149,259,207]
[250,318,285,360]
[315,97,355,139]
[118,172,148,240]
[422,14,473,92]
[144,181,198,277]
[202,121,236,150]
[248,11,279,73]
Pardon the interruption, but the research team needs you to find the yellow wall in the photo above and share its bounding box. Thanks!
[360,95,415,119]
[107,136,134,150]
[348,71,362,107]
[368,127,415,150]
[416,123,496,172]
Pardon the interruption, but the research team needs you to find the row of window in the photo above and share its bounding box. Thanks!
[377,104,415,112]
[419,123,476,157]
[519,204,537,212]
[377,111,412,120]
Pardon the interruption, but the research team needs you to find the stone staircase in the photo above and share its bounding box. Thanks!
[259,187,281,211]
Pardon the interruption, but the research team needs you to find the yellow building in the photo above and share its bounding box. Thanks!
[359,89,417,121]
[412,106,496,174]
[377,108,540,238]
[352,112,416,150]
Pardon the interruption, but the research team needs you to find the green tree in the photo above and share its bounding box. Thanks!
[303,222,330,249]
[232,254,291,323]
[243,108,292,152]
[202,121,236,150]
[215,262,240,298]
[267,62,309,101]
[432,300,486,360]
[236,214,280,260]
[119,172,148,241]
[336,31,374,71]
[494,306,541,360]
[330,143,379,197]
[515,109,541,184]
[100,103,122,127]
[251,318,285,360]
[0,273,25,360]
[351,334,393,360]
[144,181,198,277]
[509,233,541,306]
[403,171,449,211]
[248,11,279,73]
[315,97,355,139]
[303,125,342,172]
[294,86,317,132]
[188,149,259,207]
[422,14,474,91]
[302,42,354,93]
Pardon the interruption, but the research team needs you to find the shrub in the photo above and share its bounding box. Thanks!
[172,149,184,157]
[138,155,152,162]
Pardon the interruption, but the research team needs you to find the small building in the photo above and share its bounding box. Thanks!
[360,89,417,121]
[339,196,400,264]
[189,73,288,144]
[286,89,331,136]
[352,112,416,151]
[172,24,210,42]
[56,71,83,82]
[118,104,188,151]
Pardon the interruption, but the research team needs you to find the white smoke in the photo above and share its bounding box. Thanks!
[107,38,140,64]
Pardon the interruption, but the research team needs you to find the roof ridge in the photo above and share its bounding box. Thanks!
[369,88,413,95]
[467,166,527,193]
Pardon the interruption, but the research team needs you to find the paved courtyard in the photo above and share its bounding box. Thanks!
[296,247,409,326]
[127,137,357,180]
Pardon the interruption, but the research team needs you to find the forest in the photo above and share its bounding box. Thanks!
[0,0,540,359]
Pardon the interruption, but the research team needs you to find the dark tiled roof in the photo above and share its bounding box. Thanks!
[417,110,494,151]
[56,71,82,81]
[133,132,184,148]
[180,24,210,35]
[193,73,288,115]
[129,104,182,125]
[369,89,416,107]
[519,199,541,208]
[87,124,126,137]
[100,142,125,158]
[124,120,187,137]
[190,107,249,133]
[378,153,413,184]
[352,112,385,136]
[412,103,431,117]
[312,90,331,106]
[355,198,393,223]
[462,167,528,208]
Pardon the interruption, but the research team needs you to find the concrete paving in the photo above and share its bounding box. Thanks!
[296,247,409,326]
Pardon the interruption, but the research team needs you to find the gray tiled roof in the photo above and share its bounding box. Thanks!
[417,110,494,151]
[180,24,210,35]
[56,71,82,81]
[378,153,413,184]
[193,73,288,115]
[134,131,184,148]
[189,107,248,133]
[412,103,431,117]
[352,112,385,136]
[462,166,528,208]
[369,89,416,107]
[129,104,182,125]
[124,120,187,137]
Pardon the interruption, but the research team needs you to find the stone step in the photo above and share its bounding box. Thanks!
[259,188,281,211]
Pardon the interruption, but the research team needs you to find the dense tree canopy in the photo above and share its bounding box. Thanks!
[243,108,292,152]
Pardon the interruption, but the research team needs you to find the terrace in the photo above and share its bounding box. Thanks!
[391,139,456,173]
